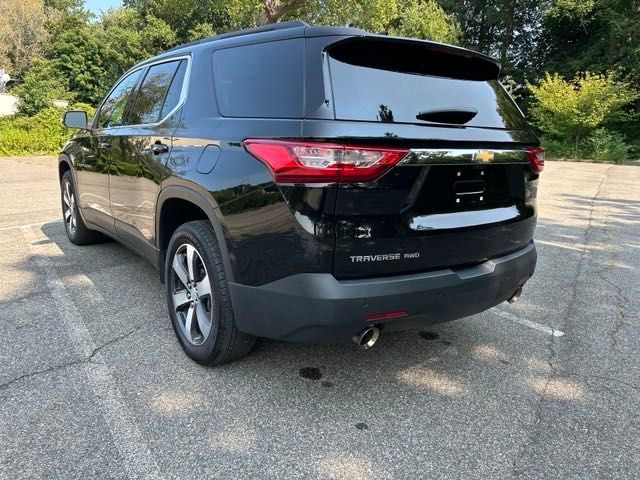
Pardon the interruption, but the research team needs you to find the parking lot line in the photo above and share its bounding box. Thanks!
[21,226,162,480]
[491,307,565,337]
[0,219,61,232]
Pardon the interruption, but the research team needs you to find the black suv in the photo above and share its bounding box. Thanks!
[59,20,542,365]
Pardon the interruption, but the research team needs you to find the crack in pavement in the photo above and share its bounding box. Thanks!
[0,321,154,393]
[511,166,612,479]
[0,358,86,393]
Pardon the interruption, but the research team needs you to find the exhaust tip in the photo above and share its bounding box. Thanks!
[353,327,380,349]
[507,287,523,304]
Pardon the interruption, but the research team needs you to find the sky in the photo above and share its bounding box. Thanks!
[84,0,122,13]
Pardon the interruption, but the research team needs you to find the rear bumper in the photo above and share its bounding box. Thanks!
[229,242,537,343]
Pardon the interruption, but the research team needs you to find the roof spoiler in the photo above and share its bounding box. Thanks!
[326,36,501,81]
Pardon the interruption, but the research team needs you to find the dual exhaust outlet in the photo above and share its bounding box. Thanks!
[352,287,523,349]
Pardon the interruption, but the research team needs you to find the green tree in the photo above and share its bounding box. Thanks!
[12,58,69,115]
[391,0,460,43]
[46,19,112,104]
[528,71,638,157]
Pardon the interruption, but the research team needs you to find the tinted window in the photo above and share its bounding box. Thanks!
[212,39,303,118]
[160,60,187,119]
[98,69,143,128]
[129,60,180,125]
[328,57,529,130]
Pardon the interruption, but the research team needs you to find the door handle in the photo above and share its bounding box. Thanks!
[98,141,111,151]
[151,142,169,155]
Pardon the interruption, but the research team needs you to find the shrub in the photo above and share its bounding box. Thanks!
[542,138,576,159]
[584,128,629,163]
[527,72,638,158]
[0,103,95,156]
[11,58,70,116]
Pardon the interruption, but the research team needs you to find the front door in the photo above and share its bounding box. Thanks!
[76,68,145,231]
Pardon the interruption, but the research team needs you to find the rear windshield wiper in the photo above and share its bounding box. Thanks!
[416,107,478,125]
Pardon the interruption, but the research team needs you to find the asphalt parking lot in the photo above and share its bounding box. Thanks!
[1,156,639,479]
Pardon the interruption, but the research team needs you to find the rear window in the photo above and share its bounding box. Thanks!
[212,39,303,118]
[327,39,528,130]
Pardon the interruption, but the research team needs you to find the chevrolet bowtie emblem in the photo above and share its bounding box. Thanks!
[474,150,494,162]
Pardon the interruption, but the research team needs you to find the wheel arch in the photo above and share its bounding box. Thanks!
[58,154,73,181]
[156,185,233,284]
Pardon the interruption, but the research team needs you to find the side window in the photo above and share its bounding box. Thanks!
[129,60,181,125]
[98,69,143,129]
[212,39,304,118]
[160,60,188,119]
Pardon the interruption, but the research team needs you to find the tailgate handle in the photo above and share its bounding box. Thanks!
[454,180,485,196]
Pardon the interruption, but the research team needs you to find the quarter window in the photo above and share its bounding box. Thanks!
[212,39,303,118]
[160,60,188,119]
[129,60,181,125]
[98,69,143,129]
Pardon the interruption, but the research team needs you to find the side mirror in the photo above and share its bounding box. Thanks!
[62,110,89,129]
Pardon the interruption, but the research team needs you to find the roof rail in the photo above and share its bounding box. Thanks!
[165,20,309,52]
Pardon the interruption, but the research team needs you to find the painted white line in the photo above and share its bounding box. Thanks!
[0,219,61,232]
[491,307,565,337]
[21,226,161,480]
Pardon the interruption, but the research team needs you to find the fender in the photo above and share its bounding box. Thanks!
[155,183,234,283]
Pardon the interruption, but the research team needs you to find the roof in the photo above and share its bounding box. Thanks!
[135,20,499,74]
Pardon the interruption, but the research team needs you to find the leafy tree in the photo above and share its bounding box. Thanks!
[11,58,69,115]
[528,71,638,157]
[391,0,460,43]
[0,0,51,77]
[46,18,113,104]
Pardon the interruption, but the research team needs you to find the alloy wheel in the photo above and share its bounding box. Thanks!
[170,243,214,346]
[63,180,77,235]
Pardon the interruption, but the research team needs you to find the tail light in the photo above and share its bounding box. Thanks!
[526,146,545,173]
[244,139,409,183]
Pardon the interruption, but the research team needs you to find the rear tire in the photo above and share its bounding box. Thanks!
[60,171,103,245]
[165,220,256,365]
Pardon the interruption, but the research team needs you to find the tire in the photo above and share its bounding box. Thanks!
[60,171,103,245]
[165,220,256,365]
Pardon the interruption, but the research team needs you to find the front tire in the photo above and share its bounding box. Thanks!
[166,220,256,365]
[60,171,102,245]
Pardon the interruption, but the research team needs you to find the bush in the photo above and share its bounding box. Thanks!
[584,128,629,163]
[0,103,95,156]
[11,58,70,116]
[542,138,576,159]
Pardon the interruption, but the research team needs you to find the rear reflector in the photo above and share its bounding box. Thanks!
[526,146,545,173]
[244,139,409,183]
[366,309,408,321]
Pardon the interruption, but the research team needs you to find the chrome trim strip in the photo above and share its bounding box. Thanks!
[399,148,528,166]
[410,206,519,231]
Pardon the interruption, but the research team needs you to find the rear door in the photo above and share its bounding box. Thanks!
[109,58,187,259]
[307,36,541,279]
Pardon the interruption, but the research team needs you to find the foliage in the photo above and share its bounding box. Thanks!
[0,0,51,77]
[527,71,637,157]
[1,0,639,160]
[0,103,94,156]
[390,0,460,43]
[47,19,114,104]
[541,138,576,160]
[11,58,69,116]
[584,128,629,163]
